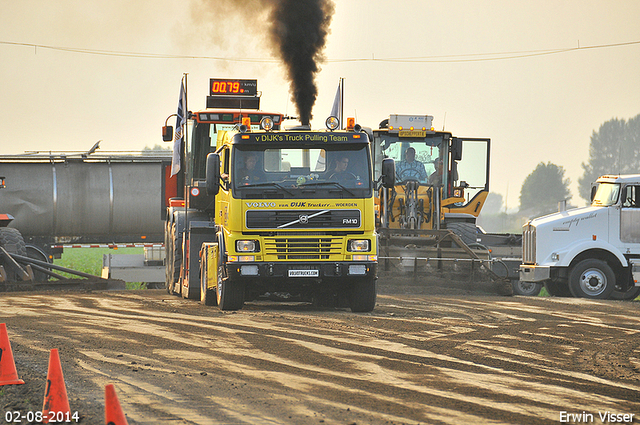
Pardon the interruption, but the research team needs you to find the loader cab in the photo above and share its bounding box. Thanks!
[372,115,490,230]
[372,130,489,208]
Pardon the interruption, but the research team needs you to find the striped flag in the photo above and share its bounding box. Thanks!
[171,80,186,177]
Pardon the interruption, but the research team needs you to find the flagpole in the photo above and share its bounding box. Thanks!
[181,73,188,187]
[340,77,344,130]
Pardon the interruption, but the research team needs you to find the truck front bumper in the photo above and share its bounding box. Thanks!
[226,261,378,281]
[519,264,550,282]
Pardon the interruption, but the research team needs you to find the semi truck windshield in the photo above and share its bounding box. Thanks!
[232,145,371,198]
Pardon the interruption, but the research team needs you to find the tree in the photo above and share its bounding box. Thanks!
[578,114,640,201]
[519,162,571,217]
[143,144,171,151]
[482,192,504,215]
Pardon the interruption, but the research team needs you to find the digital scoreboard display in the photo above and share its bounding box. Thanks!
[210,79,257,96]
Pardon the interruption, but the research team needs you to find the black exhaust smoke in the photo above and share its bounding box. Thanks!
[268,0,335,125]
[195,0,334,126]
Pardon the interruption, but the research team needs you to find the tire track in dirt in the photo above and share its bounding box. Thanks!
[1,290,639,424]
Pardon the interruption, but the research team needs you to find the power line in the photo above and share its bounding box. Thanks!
[1,39,639,63]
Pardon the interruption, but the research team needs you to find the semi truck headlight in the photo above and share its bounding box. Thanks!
[236,240,259,252]
[348,239,370,252]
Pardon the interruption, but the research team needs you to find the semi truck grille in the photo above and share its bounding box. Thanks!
[246,210,360,229]
[522,223,536,264]
[263,236,342,260]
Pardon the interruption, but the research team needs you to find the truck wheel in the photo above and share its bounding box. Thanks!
[610,286,640,300]
[512,280,542,296]
[26,245,50,282]
[200,250,217,306]
[544,280,572,297]
[349,277,376,312]
[568,259,615,299]
[0,227,27,281]
[216,247,244,311]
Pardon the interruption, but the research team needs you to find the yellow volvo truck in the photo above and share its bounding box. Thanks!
[164,79,394,311]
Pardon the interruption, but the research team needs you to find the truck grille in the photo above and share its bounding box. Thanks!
[246,210,360,229]
[522,223,536,264]
[263,236,342,260]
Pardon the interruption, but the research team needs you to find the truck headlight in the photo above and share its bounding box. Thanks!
[236,240,259,252]
[348,239,370,252]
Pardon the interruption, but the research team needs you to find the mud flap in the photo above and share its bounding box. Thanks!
[203,243,218,291]
[200,243,218,306]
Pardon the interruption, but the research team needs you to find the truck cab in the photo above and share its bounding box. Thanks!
[520,174,640,299]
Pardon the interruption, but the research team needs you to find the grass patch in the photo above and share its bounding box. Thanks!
[53,247,148,289]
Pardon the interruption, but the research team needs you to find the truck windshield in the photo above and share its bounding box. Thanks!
[373,134,443,184]
[232,145,371,199]
[592,183,620,206]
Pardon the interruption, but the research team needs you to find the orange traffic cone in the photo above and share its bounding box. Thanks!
[42,348,70,423]
[0,323,25,386]
[105,384,129,425]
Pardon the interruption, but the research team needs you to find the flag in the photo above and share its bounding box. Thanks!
[171,79,186,177]
[330,78,342,128]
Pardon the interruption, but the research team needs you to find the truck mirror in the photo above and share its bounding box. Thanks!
[382,158,396,188]
[162,126,174,142]
[206,153,221,195]
[451,138,462,161]
[590,184,598,202]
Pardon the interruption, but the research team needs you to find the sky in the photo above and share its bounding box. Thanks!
[1,0,639,211]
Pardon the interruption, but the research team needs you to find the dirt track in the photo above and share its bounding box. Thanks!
[1,279,639,424]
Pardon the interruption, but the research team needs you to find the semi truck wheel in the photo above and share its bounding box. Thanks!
[611,286,640,300]
[512,280,542,296]
[216,275,244,310]
[25,245,50,282]
[568,259,615,299]
[349,277,376,312]
[216,241,244,311]
[0,228,28,282]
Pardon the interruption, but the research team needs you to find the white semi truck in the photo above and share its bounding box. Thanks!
[520,174,640,300]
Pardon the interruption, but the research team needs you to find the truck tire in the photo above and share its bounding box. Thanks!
[610,286,640,300]
[349,277,376,312]
[512,280,542,296]
[568,259,615,299]
[216,240,244,311]
[0,227,28,281]
[26,245,50,282]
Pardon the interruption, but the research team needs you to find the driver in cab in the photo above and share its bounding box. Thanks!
[329,155,356,182]
[396,147,427,182]
[236,152,263,184]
